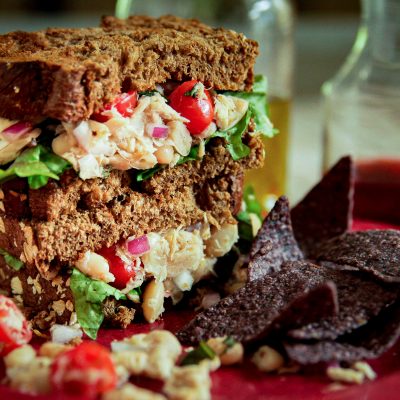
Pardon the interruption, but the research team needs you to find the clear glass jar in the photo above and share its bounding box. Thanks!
[322,0,400,222]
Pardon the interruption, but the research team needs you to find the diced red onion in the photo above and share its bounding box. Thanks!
[126,235,150,256]
[2,121,32,138]
[152,126,169,139]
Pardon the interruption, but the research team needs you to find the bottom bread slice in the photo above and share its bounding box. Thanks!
[0,218,239,335]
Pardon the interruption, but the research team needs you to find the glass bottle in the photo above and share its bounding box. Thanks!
[322,0,400,222]
[243,0,294,211]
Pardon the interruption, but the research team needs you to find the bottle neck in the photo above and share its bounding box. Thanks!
[362,0,400,63]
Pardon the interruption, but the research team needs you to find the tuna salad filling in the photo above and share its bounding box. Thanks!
[70,221,239,337]
[0,76,274,188]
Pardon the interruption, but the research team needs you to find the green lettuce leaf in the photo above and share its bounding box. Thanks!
[135,165,164,182]
[223,75,277,138]
[177,145,200,165]
[236,186,263,251]
[136,145,201,182]
[0,248,24,271]
[212,110,252,161]
[0,145,70,189]
[70,269,129,339]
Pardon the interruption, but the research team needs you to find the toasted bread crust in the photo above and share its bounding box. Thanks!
[0,137,263,276]
[0,16,258,122]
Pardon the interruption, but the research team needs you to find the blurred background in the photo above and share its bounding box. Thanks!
[0,0,362,205]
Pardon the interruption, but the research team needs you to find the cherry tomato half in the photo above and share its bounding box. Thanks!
[0,295,32,356]
[98,245,136,289]
[92,91,138,122]
[169,80,214,135]
[51,342,117,398]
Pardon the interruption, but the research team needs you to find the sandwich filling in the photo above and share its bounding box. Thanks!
[0,77,271,337]
[0,76,274,187]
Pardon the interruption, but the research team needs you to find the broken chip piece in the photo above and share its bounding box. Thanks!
[316,230,400,283]
[284,302,400,364]
[248,196,303,281]
[287,267,398,341]
[291,156,355,257]
[177,262,338,345]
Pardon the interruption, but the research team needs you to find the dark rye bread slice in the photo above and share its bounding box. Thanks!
[247,196,303,281]
[0,15,258,122]
[2,136,261,221]
[287,268,398,341]
[291,156,354,258]
[315,230,400,283]
[284,302,400,364]
[0,137,263,277]
[177,261,338,345]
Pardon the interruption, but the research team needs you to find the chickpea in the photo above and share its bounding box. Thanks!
[4,345,36,369]
[154,145,174,164]
[206,337,244,366]
[252,346,284,373]
[39,342,72,359]
[52,133,75,155]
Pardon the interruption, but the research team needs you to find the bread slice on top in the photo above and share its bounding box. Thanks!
[0,15,258,122]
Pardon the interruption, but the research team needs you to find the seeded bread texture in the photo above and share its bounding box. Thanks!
[0,258,135,328]
[0,15,258,122]
[0,136,263,277]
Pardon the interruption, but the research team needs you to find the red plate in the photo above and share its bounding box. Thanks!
[1,218,399,400]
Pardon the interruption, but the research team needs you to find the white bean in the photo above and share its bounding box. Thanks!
[142,280,165,323]
[4,345,36,369]
[252,345,284,372]
[154,145,174,164]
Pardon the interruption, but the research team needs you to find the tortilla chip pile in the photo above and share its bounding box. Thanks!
[178,156,400,365]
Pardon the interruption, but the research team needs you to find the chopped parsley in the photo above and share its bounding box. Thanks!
[180,341,216,366]
[0,248,24,271]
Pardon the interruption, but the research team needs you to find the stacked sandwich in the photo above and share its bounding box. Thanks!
[0,16,272,338]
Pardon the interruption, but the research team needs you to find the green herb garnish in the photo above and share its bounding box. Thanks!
[236,186,263,251]
[139,90,158,97]
[223,336,237,350]
[180,341,216,366]
[0,248,24,271]
[184,83,201,98]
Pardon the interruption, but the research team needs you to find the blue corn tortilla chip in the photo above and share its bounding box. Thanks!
[248,196,303,281]
[284,302,400,364]
[316,230,400,283]
[177,261,338,346]
[291,156,354,258]
[287,267,398,341]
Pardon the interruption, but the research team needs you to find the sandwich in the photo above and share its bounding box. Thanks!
[0,15,272,338]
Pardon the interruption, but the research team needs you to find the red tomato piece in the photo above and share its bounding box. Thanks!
[0,295,32,356]
[92,91,138,122]
[51,342,117,397]
[169,80,214,135]
[98,245,136,289]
